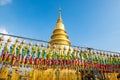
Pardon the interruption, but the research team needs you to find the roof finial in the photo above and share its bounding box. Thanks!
[58,7,62,16]
[57,7,62,22]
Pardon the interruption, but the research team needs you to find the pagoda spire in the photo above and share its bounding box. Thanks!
[50,8,71,46]
[57,7,62,22]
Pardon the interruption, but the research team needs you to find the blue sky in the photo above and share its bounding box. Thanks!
[0,0,120,52]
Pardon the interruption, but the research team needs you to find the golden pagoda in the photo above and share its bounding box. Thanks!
[50,9,71,49]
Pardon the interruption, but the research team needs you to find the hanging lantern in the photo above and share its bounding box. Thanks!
[30,43,36,58]
[0,36,4,41]
[0,36,4,49]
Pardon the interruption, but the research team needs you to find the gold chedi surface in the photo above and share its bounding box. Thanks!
[50,11,71,46]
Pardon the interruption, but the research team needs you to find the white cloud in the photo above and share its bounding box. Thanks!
[0,27,16,43]
[0,28,9,41]
[0,0,12,6]
[0,28,8,34]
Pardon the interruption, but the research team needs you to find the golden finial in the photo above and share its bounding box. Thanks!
[21,40,26,44]
[64,46,67,50]
[53,44,56,49]
[29,42,32,46]
[7,37,12,42]
[57,7,62,22]
[59,47,62,50]
[16,38,20,43]
[69,47,72,51]
[47,43,51,48]
[58,7,61,17]
[0,36,4,41]
[35,42,39,47]
[41,43,45,47]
